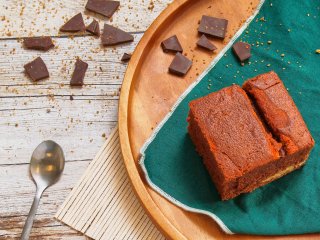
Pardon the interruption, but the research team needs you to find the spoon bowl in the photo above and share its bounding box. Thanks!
[30,140,65,188]
[21,140,65,240]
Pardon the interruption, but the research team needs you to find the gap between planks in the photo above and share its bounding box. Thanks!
[0,0,172,38]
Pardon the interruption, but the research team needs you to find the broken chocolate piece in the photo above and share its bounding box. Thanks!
[161,35,183,53]
[198,15,228,39]
[60,13,86,32]
[101,24,134,46]
[121,53,131,62]
[197,34,217,51]
[24,57,49,81]
[232,41,251,62]
[169,52,192,76]
[85,0,120,18]
[86,19,100,36]
[23,37,54,51]
[70,59,88,87]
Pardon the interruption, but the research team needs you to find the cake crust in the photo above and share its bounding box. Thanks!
[243,71,315,154]
[188,72,315,200]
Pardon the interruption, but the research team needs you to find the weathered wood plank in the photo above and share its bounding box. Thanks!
[0,34,142,86]
[0,84,120,98]
[0,34,142,165]
[0,97,118,165]
[0,160,90,239]
[0,0,172,238]
[0,0,171,38]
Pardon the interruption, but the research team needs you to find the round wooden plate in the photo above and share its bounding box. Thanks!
[118,0,319,239]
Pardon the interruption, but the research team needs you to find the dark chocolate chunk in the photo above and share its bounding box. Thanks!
[70,59,88,87]
[85,0,120,18]
[232,41,251,62]
[24,57,49,81]
[161,35,183,53]
[101,24,134,46]
[198,15,228,39]
[196,34,217,51]
[23,37,54,51]
[60,13,86,32]
[169,53,192,76]
[86,19,100,36]
[121,53,131,62]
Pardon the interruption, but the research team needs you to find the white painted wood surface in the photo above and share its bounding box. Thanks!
[0,0,171,238]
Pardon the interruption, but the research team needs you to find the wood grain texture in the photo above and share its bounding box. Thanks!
[0,0,172,238]
[119,0,320,239]
[0,34,141,166]
[0,160,91,239]
[0,0,171,38]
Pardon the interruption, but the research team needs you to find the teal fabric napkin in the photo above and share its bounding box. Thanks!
[140,0,320,235]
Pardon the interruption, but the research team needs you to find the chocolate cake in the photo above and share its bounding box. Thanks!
[188,72,314,200]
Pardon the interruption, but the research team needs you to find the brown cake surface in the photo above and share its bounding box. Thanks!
[243,71,315,155]
[188,72,314,200]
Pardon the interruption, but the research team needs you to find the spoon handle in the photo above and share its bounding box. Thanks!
[21,187,45,240]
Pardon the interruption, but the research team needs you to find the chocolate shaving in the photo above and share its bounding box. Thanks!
[86,19,100,37]
[198,15,228,39]
[60,13,86,32]
[197,35,217,51]
[24,57,49,81]
[121,53,132,62]
[23,37,54,51]
[161,35,183,53]
[101,24,134,46]
[70,59,88,87]
[85,0,120,18]
[169,53,192,76]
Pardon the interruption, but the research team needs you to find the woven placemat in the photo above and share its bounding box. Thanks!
[55,126,165,240]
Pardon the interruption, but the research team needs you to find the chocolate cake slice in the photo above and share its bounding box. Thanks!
[188,72,314,200]
[243,72,315,179]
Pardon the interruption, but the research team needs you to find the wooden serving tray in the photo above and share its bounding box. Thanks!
[118,0,318,239]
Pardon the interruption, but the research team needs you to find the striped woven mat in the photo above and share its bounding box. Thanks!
[55,126,165,240]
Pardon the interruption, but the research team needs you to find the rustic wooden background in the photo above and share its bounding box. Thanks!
[0,0,171,238]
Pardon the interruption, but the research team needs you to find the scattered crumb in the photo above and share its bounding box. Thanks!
[259,17,266,22]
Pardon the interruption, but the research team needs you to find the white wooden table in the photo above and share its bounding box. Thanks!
[0,1,171,238]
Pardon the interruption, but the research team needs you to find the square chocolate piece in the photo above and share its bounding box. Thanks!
[197,34,217,51]
[161,35,183,53]
[233,42,251,62]
[198,15,228,39]
[101,24,134,46]
[169,53,192,76]
[24,57,49,81]
[23,37,54,51]
[70,59,88,87]
[86,19,100,37]
[85,0,120,18]
[60,13,86,32]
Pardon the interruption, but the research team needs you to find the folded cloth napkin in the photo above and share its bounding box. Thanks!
[140,0,320,235]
